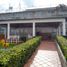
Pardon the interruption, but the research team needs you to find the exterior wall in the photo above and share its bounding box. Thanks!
[10,27,32,38]
[10,27,57,38]
[10,27,32,35]
[36,27,57,33]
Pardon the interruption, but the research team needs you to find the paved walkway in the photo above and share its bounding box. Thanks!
[24,40,62,67]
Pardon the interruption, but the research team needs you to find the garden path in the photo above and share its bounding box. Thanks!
[24,40,62,67]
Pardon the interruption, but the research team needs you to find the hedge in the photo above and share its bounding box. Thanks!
[0,36,41,67]
[56,36,67,61]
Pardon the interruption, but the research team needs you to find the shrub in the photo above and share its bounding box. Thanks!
[0,36,41,67]
[0,39,9,48]
[0,39,15,48]
[56,36,67,61]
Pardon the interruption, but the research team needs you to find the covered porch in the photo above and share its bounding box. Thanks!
[0,18,66,41]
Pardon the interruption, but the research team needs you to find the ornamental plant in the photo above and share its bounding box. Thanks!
[56,36,67,61]
[0,39,9,48]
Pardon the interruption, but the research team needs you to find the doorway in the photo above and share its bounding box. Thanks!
[36,22,60,40]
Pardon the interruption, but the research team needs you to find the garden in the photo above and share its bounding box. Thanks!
[1,34,67,67]
[0,36,41,67]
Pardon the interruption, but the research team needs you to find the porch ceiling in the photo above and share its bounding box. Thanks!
[36,22,60,28]
[11,23,32,28]
[10,22,60,28]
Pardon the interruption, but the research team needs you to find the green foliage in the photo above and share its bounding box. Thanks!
[56,36,67,61]
[0,36,41,67]
[0,39,14,48]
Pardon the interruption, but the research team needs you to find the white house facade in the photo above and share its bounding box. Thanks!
[0,5,67,39]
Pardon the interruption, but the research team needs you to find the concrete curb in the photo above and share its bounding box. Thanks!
[55,41,67,67]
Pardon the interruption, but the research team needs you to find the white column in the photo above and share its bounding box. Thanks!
[33,22,35,37]
[7,23,10,39]
[62,19,66,36]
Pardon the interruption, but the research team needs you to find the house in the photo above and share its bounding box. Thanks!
[0,4,67,40]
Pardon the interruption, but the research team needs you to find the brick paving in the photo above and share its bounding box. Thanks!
[24,40,62,67]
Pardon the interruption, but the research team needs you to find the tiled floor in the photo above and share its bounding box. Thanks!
[24,40,62,67]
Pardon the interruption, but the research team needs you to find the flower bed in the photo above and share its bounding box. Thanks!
[0,39,14,48]
[56,36,67,61]
[0,36,41,67]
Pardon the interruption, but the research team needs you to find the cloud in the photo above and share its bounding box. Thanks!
[0,0,28,12]
[33,0,67,8]
[9,0,28,11]
[0,0,67,12]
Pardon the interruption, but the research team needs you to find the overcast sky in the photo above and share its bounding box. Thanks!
[0,0,67,12]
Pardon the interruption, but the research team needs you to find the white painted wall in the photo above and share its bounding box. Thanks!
[10,27,57,35]
[36,27,57,33]
[10,27,32,36]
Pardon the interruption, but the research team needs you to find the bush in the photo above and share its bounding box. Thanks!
[0,39,10,48]
[56,36,67,61]
[0,36,41,67]
[0,39,14,48]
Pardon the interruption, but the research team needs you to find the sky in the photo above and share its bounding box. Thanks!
[0,0,67,13]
